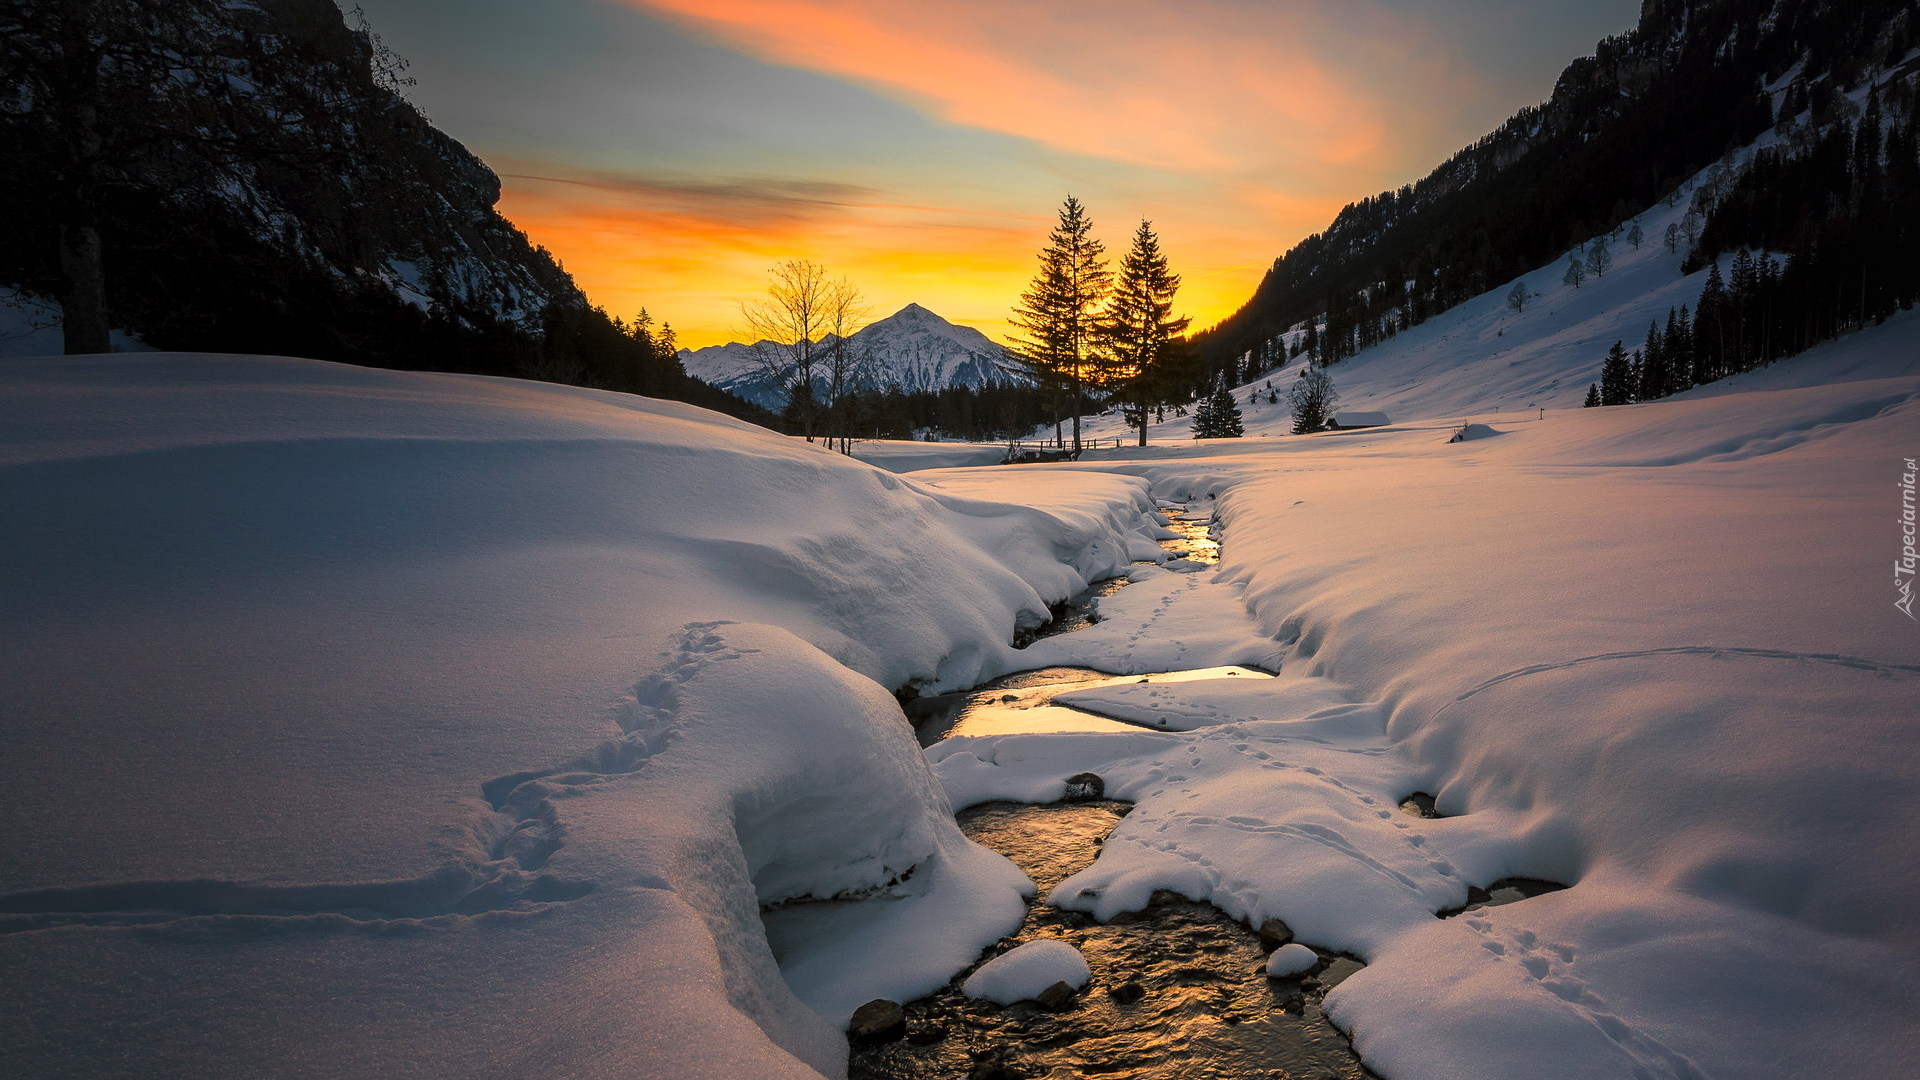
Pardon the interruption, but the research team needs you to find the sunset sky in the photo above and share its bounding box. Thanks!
[349,0,1640,348]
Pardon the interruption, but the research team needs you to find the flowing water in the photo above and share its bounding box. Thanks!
[845,504,1559,1077]
[855,504,1376,1078]
[848,799,1378,1080]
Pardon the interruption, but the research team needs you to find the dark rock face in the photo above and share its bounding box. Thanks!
[1,0,731,409]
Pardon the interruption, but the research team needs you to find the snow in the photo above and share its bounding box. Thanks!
[6,327,1919,1080]
[849,438,1007,472]
[1061,152,1920,444]
[928,371,1920,1079]
[0,352,1154,1078]
[1330,411,1390,428]
[678,303,1008,409]
[961,939,1092,1004]
[1265,943,1318,977]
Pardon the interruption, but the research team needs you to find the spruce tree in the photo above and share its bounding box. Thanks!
[1599,340,1634,405]
[1100,219,1191,446]
[1009,196,1110,451]
[1210,384,1244,437]
[1191,387,1217,438]
[1584,383,1601,407]
[1694,262,1728,383]
[1638,320,1667,401]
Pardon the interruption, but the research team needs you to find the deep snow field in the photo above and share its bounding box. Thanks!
[3,343,1918,1080]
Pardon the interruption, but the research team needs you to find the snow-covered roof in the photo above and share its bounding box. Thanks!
[1329,411,1391,428]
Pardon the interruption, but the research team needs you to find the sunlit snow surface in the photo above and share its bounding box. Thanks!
[0,353,1152,1079]
[3,349,1919,1079]
[929,375,1920,1080]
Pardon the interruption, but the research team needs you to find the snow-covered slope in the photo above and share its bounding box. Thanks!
[680,302,1008,409]
[850,302,1008,393]
[1068,189,1920,442]
[0,353,1163,1079]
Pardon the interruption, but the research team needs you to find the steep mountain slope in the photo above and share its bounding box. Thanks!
[0,0,771,423]
[680,302,1010,410]
[1198,0,1916,376]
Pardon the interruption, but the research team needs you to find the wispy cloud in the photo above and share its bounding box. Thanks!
[501,170,880,230]
[622,0,1489,180]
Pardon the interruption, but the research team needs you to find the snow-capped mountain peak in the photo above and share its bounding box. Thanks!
[678,303,1010,408]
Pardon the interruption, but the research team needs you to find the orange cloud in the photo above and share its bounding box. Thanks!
[495,164,1051,348]
[623,0,1422,177]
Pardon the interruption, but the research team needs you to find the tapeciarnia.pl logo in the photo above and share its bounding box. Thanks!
[1900,457,1917,619]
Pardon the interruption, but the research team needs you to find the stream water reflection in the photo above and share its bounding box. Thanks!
[855,501,1374,1078]
[848,800,1378,1080]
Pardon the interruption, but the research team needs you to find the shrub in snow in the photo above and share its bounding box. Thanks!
[962,939,1091,1005]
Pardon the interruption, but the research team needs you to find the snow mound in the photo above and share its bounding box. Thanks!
[1265,943,1318,977]
[961,939,1092,1004]
[0,352,1165,1079]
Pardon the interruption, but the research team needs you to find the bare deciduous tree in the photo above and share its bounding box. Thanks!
[740,260,867,443]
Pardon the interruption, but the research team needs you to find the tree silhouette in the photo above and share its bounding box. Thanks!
[1288,365,1338,434]
[1009,196,1110,451]
[1100,219,1190,446]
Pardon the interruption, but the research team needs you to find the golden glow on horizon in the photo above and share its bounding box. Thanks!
[497,169,1338,350]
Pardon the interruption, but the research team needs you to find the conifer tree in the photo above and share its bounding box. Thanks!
[1694,261,1728,383]
[1193,378,1244,438]
[1584,383,1601,407]
[1667,305,1695,393]
[1100,219,1191,446]
[4,0,361,353]
[1599,340,1634,405]
[1009,196,1110,451]
[1638,320,1667,401]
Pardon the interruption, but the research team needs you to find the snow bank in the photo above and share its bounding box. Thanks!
[929,370,1920,1078]
[849,438,1007,472]
[961,939,1092,1004]
[0,353,1160,1078]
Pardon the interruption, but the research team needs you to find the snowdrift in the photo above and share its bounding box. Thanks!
[0,353,1156,1079]
[935,372,1920,1079]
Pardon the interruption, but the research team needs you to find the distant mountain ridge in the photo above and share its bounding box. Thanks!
[1198,0,1916,375]
[679,303,1010,409]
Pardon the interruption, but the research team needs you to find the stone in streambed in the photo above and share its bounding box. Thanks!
[848,998,905,1043]
[1258,917,1294,949]
[1062,772,1104,800]
[1035,980,1079,1011]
